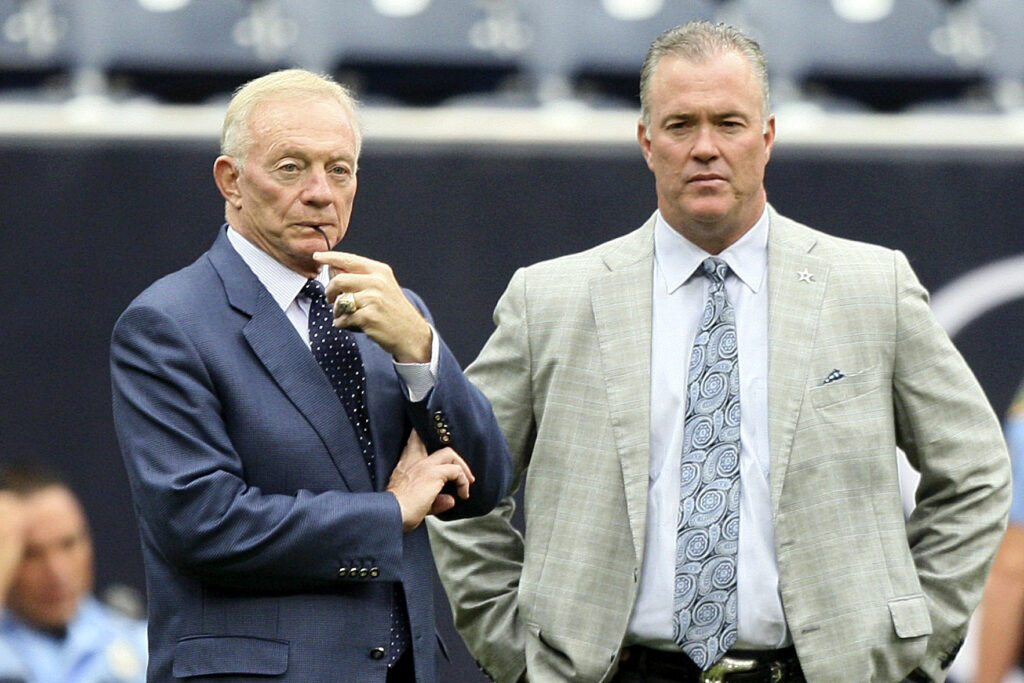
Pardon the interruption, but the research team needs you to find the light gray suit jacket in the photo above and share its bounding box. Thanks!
[428,209,1010,683]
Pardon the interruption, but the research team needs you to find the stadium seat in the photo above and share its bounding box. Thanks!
[0,0,74,95]
[971,0,1024,109]
[283,0,526,105]
[70,0,294,102]
[742,0,980,111]
[517,0,719,105]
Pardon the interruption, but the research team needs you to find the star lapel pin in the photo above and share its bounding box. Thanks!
[797,268,814,283]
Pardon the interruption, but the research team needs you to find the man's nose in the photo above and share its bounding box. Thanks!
[691,125,720,160]
[301,168,333,205]
[40,552,72,585]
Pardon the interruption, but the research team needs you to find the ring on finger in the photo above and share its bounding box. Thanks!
[334,291,357,316]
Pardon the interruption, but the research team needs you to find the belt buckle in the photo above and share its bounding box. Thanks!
[699,655,757,683]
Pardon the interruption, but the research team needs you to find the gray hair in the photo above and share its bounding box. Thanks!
[639,21,771,132]
[221,68,362,167]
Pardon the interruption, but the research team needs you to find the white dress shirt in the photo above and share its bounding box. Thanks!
[625,208,790,650]
[226,225,438,400]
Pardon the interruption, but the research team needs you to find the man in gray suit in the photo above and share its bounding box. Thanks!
[428,21,1010,683]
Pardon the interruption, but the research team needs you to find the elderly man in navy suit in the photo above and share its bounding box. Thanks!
[110,69,512,683]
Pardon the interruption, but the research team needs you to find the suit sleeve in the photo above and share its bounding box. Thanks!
[428,268,534,683]
[402,289,514,519]
[111,303,406,591]
[892,250,1011,680]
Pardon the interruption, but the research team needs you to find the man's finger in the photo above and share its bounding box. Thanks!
[401,430,428,461]
[437,463,471,500]
[313,251,382,275]
[431,448,476,484]
[323,273,376,302]
[429,494,457,516]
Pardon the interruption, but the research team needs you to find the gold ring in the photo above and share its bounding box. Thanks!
[334,292,357,316]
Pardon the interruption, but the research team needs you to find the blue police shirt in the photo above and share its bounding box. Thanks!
[0,596,146,683]
[1007,383,1024,526]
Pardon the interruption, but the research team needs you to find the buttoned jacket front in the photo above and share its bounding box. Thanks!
[111,229,512,682]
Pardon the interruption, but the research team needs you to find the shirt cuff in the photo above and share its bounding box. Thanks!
[393,325,439,402]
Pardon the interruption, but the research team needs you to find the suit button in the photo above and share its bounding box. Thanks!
[349,568,360,577]
[359,568,369,578]
[433,411,444,423]
[370,647,386,660]
[370,567,380,577]
[440,434,451,444]
[337,567,347,578]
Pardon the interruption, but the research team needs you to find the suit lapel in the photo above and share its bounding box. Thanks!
[208,231,375,492]
[590,220,654,565]
[585,209,830,558]
[766,209,827,514]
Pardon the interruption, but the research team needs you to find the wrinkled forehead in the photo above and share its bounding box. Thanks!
[651,51,769,122]
[658,53,761,102]
[248,97,356,151]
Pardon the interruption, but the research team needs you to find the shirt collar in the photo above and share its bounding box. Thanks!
[225,224,330,311]
[653,207,769,295]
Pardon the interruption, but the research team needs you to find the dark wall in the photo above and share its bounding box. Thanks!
[1,137,1021,681]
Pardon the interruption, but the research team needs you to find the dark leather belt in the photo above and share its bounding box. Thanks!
[618,645,804,682]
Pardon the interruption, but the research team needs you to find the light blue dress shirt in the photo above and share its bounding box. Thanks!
[1005,383,1024,525]
[0,596,147,683]
[626,208,790,651]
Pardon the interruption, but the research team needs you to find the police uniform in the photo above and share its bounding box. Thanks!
[0,596,146,683]
[1008,382,1024,526]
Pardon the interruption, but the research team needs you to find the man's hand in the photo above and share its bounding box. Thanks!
[386,431,475,532]
[313,251,432,363]
[0,492,27,605]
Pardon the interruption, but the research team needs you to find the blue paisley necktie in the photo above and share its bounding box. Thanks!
[673,256,741,670]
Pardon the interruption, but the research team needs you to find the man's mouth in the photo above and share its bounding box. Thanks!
[688,174,726,184]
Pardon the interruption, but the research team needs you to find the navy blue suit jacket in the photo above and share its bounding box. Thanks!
[110,229,512,681]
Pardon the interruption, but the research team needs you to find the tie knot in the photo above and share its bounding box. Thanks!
[701,257,729,284]
[301,279,326,302]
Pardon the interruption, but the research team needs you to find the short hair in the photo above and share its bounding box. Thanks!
[0,460,69,496]
[220,68,363,167]
[639,21,771,132]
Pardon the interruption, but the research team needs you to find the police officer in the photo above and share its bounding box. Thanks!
[0,461,146,683]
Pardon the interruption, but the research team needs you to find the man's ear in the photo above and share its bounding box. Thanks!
[213,155,242,209]
[763,114,776,163]
[637,120,654,170]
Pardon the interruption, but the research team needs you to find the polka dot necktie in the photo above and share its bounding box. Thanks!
[673,257,741,670]
[302,279,377,484]
[301,279,409,666]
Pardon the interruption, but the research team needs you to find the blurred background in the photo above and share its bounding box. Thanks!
[0,0,1022,680]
